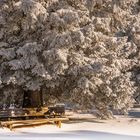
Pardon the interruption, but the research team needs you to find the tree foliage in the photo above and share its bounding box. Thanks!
[0,0,140,118]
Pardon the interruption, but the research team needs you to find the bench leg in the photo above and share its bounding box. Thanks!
[7,124,13,131]
[54,121,61,128]
[58,121,61,128]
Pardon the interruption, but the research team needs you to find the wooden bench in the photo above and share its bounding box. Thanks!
[0,118,68,130]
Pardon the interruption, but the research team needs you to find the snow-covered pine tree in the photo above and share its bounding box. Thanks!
[0,0,139,118]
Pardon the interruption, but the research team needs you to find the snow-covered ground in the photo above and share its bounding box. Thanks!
[0,109,140,140]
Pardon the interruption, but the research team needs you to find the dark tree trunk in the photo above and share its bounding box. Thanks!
[23,90,43,108]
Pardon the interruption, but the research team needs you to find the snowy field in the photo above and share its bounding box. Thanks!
[0,110,140,140]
